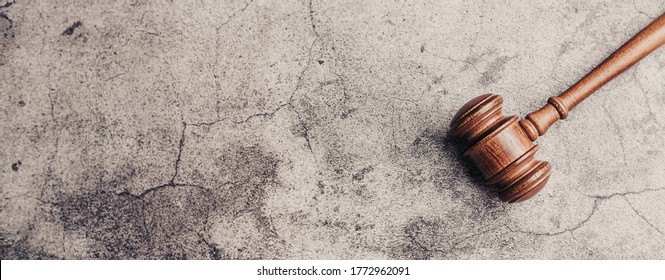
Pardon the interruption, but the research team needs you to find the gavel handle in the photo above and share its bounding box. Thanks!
[520,12,665,141]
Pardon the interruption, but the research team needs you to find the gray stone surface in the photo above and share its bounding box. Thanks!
[1,0,664,259]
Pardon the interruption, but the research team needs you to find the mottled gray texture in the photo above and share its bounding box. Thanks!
[1,0,664,259]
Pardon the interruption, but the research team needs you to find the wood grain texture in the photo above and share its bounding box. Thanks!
[451,12,665,203]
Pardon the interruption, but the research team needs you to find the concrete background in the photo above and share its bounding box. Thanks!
[1,0,664,259]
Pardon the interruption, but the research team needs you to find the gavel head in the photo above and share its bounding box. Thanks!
[449,94,551,203]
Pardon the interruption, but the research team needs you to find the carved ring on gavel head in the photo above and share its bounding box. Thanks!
[450,13,665,203]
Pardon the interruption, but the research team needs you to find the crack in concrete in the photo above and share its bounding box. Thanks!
[299,119,313,152]
[47,89,56,121]
[390,103,400,154]
[309,0,321,38]
[549,41,570,86]
[424,50,481,75]
[232,105,289,124]
[217,0,253,29]
[632,0,654,20]
[104,73,125,82]
[42,88,62,200]
[190,1,322,155]
[226,36,319,126]
[582,187,665,200]
[330,39,357,120]
[82,10,323,247]
[632,72,663,129]
[0,0,14,10]
[139,199,152,252]
[170,122,187,184]
[508,187,665,237]
[506,198,601,237]
[602,104,628,167]
[446,227,499,253]
[210,0,254,109]
[117,183,207,200]
[388,96,419,103]
[622,196,663,236]
[111,182,215,257]
[197,232,220,259]
[196,208,221,259]
[406,225,500,258]
[405,231,440,258]
[188,117,229,127]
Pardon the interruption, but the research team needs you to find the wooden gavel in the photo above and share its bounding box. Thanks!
[450,13,665,203]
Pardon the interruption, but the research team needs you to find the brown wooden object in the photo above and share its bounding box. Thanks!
[450,13,665,203]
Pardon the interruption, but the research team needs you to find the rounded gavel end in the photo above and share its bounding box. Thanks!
[450,94,551,203]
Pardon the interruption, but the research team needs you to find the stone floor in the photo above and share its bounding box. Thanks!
[1,0,664,259]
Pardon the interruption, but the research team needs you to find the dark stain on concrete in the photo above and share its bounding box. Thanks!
[289,120,313,150]
[11,160,21,171]
[215,145,279,206]
[0,12,13,39]
[400,216,441,259]
[0,232,61,260]
[59,191,150,259]
[315,180,345,197]
[0,11,14,65]
[211,144,286,259]
[42,141,286,259]
[479,55,512,86]
[105,163,139,190]
[296,83,356,126]
[143,186,217,259]
[56,185,218,259]
[352,166,374,182]
[61,21,82,36]
[0,1,15,9]
[418,129,499,203]
[324,142,355,179]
